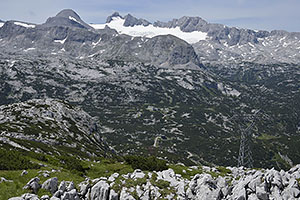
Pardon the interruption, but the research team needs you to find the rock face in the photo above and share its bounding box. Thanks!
[10,164,300,200]
[23,177,41,194]
[42,177,58,194]
[90,181,110,200]
[42,9,92,29]
[142,35,201,67]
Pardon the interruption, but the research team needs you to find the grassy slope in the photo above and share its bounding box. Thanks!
[0,156,134,200]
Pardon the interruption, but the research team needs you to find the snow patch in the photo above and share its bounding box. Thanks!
[69,16,80,24]
[92,37,102,46]
[279,36,286,42]
[217,83,240,97]
[248,42,255,48]
[90,17,207,44]
[14,22,35,28]
[54,37,67,44]
[0,23,4,28]
[23,48,35,52]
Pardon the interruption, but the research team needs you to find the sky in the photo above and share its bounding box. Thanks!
[0,0,299,32]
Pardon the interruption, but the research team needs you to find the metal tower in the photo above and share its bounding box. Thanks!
[237,110,260,168]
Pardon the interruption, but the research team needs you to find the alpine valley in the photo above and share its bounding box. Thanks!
[1,9,300,200]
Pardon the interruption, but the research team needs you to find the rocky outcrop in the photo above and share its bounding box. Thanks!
[10,164,300,200]
[23,177,41,194]
[42,177,58,194]
[0,177,13,183]
[90,180,110,200]
[123,14,150,27]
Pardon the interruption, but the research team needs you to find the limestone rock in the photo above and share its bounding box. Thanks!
[108,173,119,182]
[49,197,60,200]
[40,195,49,200]
[61,189,80,200]
[131,169,145,179]
[58,181,67,192]
[90,180,110,200]
[21,193,39,200]
[23,177,41,194]
[42,177,58,194]
[0,177,13,183]
[21,170,28,176]
[8,198,24,200]
[120,188,136,200]
[66,181,75,192]
[109,189,119,200]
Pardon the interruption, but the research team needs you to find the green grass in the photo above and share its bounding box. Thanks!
[0,148,230,200]
[0,148,41,170]
[0,155,133,200]
[83,159,133,179]
[169,164,203,179]
[257,133,280,140]
[0,163,84,200]
[207,166,232,178]
[216,166,232,177]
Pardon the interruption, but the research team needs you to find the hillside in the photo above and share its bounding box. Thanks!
[0,99,113,160]
[0,7,299,185]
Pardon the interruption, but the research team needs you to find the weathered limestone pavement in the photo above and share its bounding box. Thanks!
[9,164,300,200]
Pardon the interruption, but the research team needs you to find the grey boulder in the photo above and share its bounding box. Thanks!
[90,180,110,200]
[42,177,58,194]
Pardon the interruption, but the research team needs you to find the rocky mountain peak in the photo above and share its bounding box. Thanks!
[153,16,208,32]
[106,12,123,23]
[55,9,81,20]
[42,9,92,29]
[123,14,151,27]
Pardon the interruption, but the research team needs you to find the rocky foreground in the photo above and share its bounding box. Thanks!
[8,164,300,200]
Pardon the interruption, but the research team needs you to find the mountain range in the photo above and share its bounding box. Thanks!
[1,9,300,65]
[0,9,300,170]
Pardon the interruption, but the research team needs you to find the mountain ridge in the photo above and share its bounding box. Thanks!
[1,9,299,65]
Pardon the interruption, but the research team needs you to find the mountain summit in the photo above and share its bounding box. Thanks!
[42,9,92,29]
[55,9,82,19]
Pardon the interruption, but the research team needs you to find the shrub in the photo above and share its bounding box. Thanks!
[0,148,40,170]
[58,155,86,174]
[124,155,167,171]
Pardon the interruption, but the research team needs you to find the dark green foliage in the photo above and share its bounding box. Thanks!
[0,148,40,170]
[58,156,86,174]
[124,155,167,171]
[46,155,86,174]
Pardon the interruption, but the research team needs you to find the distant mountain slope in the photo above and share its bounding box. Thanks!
[92,12,300,64]
[0,99,113,159]
[0,9,300,65]
[0,10,202,69]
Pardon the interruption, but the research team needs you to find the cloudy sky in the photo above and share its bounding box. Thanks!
[0,0,299,32]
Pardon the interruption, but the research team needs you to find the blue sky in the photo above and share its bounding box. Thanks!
[0,0,299,32]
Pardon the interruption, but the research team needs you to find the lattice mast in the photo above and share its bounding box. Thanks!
[237,110,260,168]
